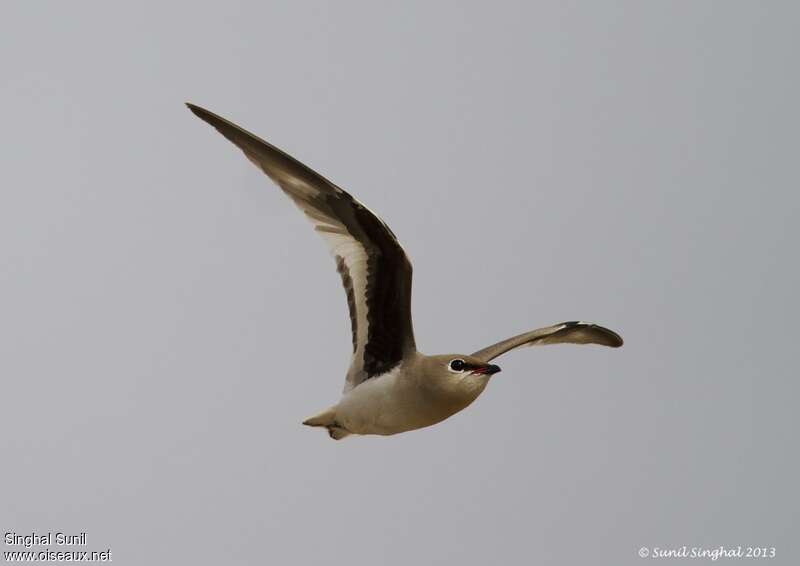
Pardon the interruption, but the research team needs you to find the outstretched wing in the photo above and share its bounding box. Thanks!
[187,104,415,391]
[471,321,622,362]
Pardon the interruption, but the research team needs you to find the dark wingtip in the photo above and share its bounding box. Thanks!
[183,103,253,147]
[571,321,624,348]
[185,102,225,126]
[599,326,624,348]
[185,102,210,120]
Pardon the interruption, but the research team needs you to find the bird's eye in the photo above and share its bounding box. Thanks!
[448,359,466,372]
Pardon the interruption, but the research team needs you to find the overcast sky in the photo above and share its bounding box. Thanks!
[2,2,798,565]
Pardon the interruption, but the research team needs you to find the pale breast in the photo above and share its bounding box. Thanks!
[335,367,491,435]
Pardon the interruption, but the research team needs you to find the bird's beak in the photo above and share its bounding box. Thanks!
[474,363,501,375]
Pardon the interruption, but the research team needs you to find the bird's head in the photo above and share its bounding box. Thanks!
[421,354,502,403]
[427,354,502,378]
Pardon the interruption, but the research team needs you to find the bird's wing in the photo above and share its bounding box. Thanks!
[471,321,622,362]
[187,104,415,391]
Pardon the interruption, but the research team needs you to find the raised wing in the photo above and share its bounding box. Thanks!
[187,104,415,391]
[471,321,622,362]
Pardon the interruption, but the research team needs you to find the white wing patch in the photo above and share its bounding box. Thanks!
[290,203,374,391]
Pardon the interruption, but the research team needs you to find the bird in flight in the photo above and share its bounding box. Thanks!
[187,103,623,440]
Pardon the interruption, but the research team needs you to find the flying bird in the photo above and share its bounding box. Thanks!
[186,103,623,440]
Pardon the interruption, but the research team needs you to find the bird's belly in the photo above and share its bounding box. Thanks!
[336,372,485,436]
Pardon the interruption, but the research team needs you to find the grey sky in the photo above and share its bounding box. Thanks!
[2,2,798,565]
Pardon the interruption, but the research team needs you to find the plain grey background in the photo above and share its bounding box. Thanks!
[2,2,798,564]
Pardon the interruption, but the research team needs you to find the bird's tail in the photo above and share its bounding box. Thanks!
[302,405,351,440]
